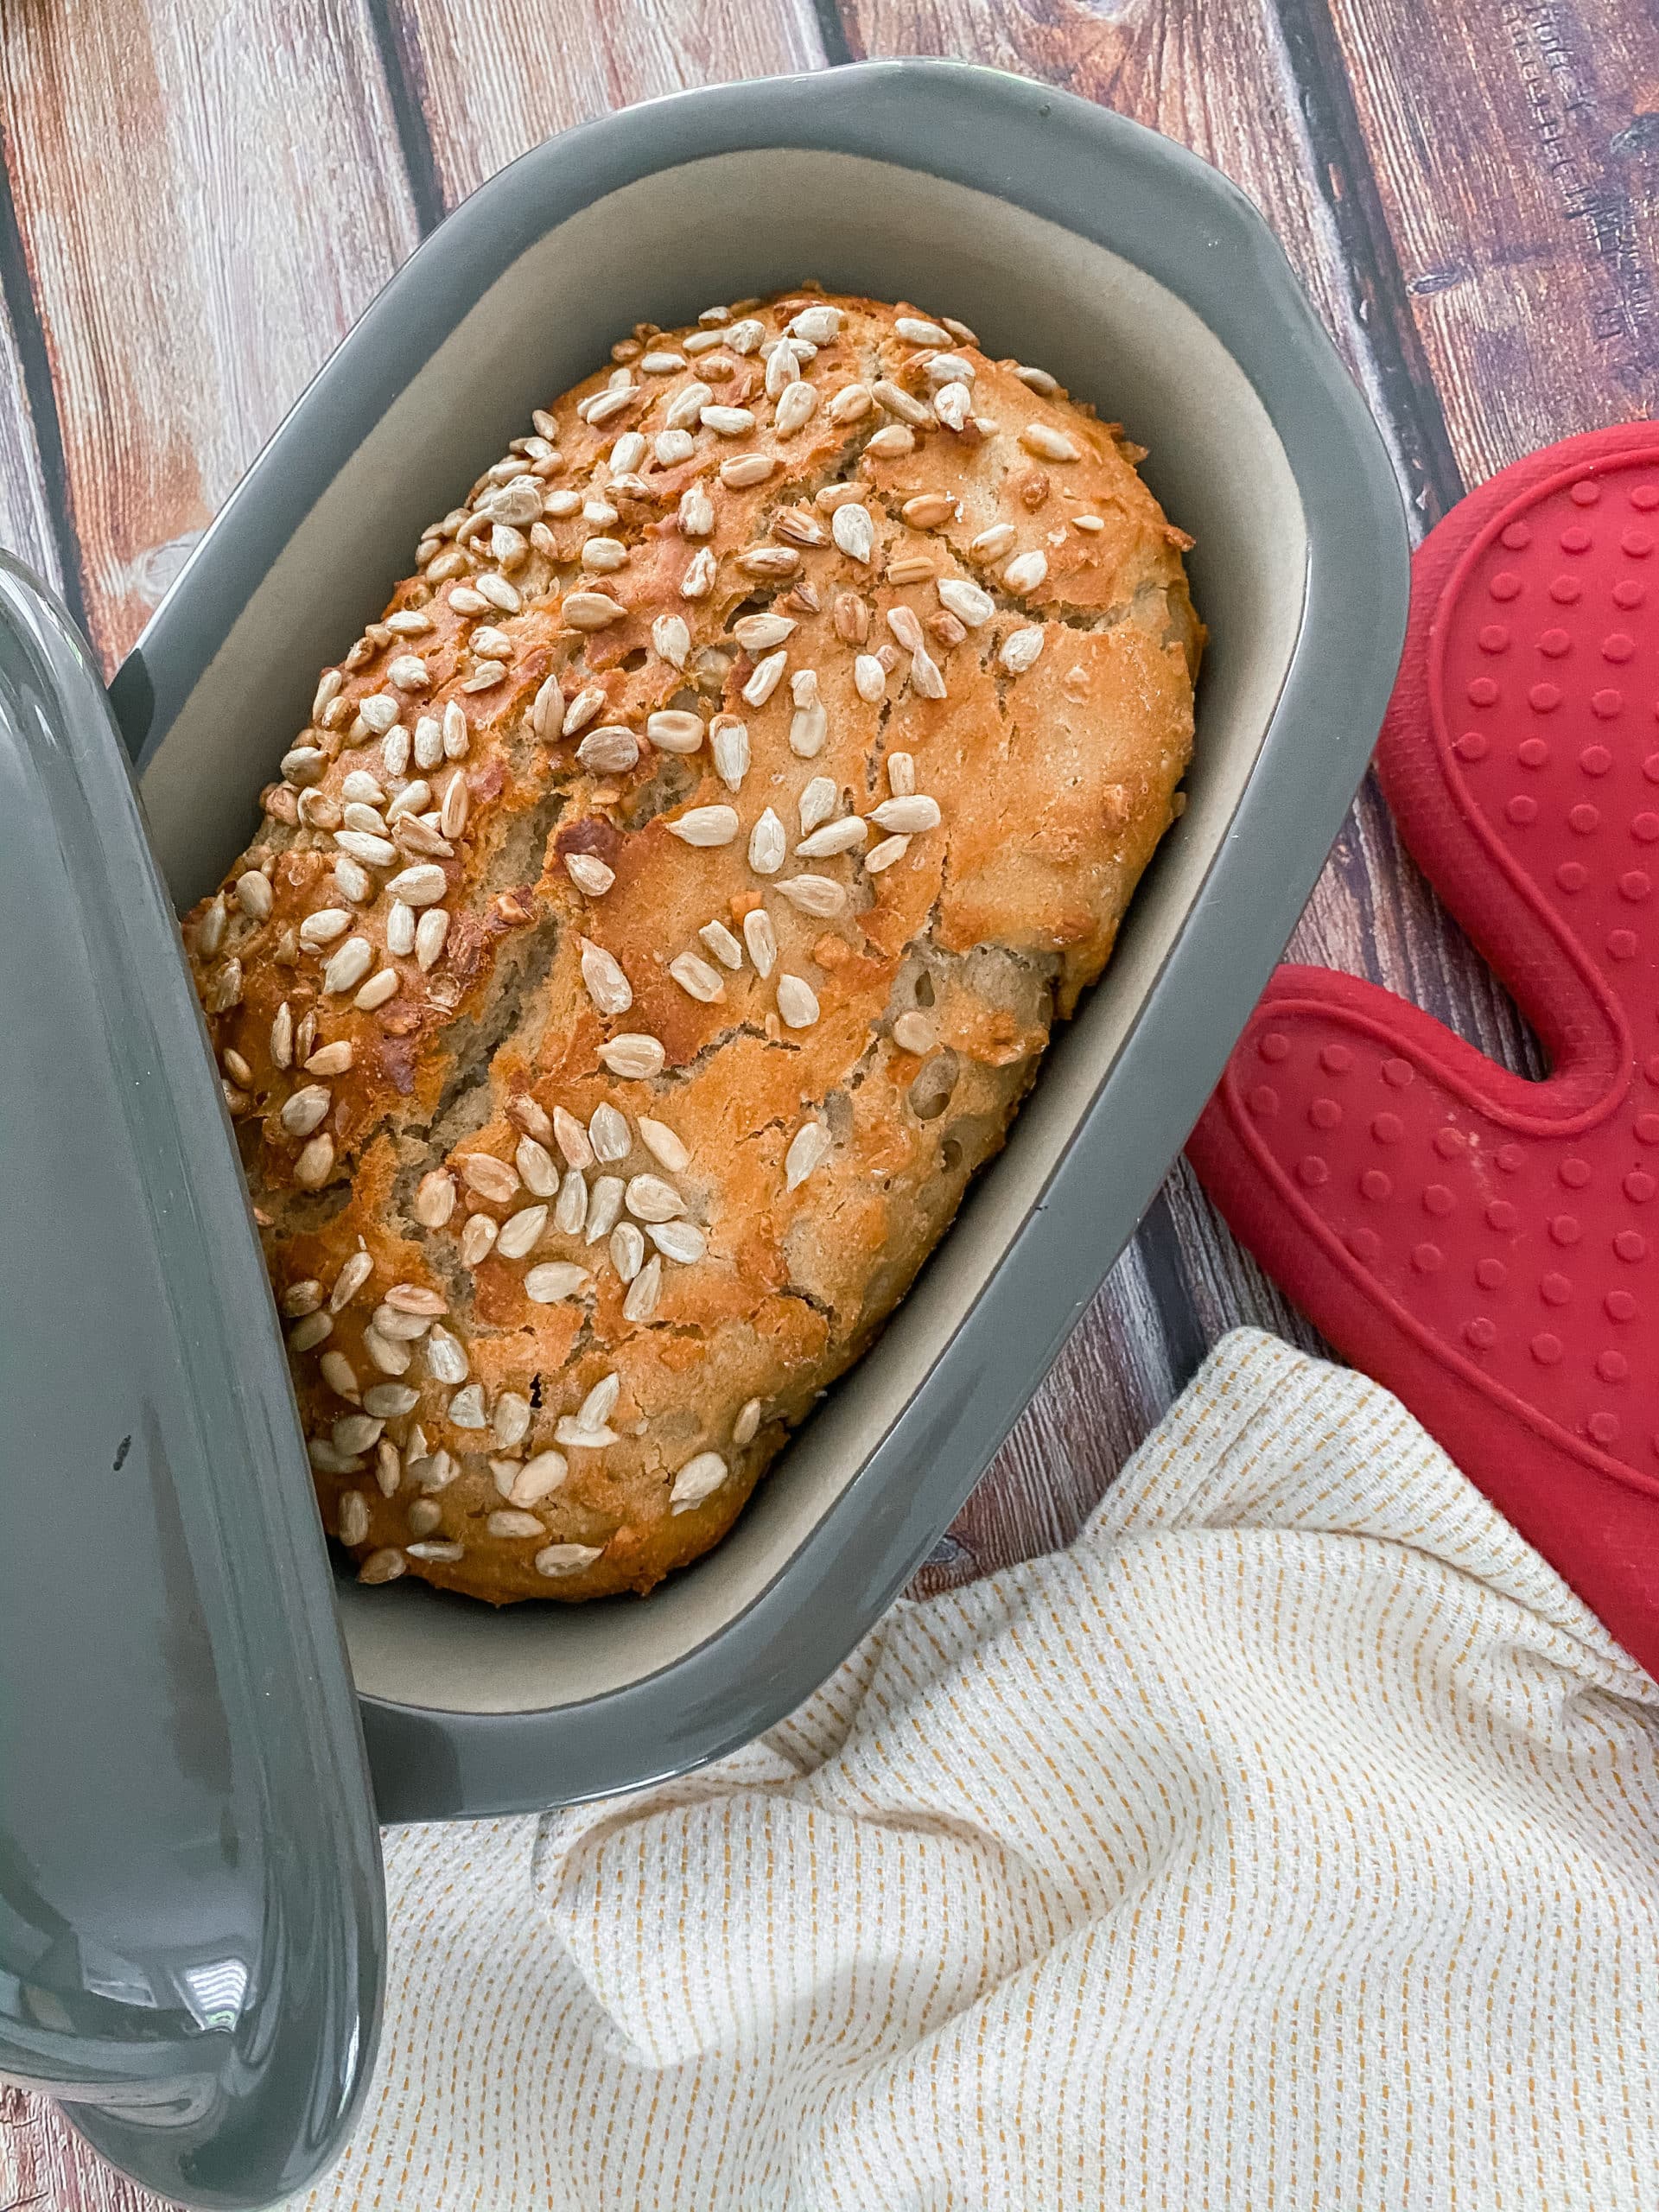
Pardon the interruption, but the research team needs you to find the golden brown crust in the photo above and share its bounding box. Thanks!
[183,288,1200,1604]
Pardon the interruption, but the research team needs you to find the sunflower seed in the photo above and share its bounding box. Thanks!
[460,1212,499,1267]
[838,649,885,706]
[231,870,272,926]
[283,1277,326,1318]
[565,852,615,897]
[796,817,867,861]
[327,1249,373,1313]
[424,1325,468,1385]
[777,974,820,1028]
[787,776,831,836]
[701,404,754,437]
[670,950,725,1002]
[938,577,995,628]
[387,1282,447,1316]
[623,1255,663,1322]
[1020,422,1078,461]
[765,341,800,397]
[281,745,326,788]
[578,725,640,778]
[461,1153,519,1204]
[585,1174,624,1241]
[872,379,931,427]
[667,804,739,848]
[622,1172,683,1224]
[646,709,704,755]
[598,1033,665,1078]
[698,918,744,970]
[364,1382,420,1421]
[543,486,582,518]
[358,969,398,1011]
[381,724,412,778]
[299,907,352,951]
[1000,625,1045,672]
[441,701,470,759]
[411,715,442,770]
[671,544,713,599]
[678,486,715,540]
[373,1437,402,1493]
[512,1449,568,1505]
[359,694,399,734]
[492,1203,545,1262]
[586,1103,627,1162]
[670,1451,727,1511]
[747,807,785,875]
[871,794,941,834]
[446,1383,486,1430]
[536,1541,602,1576]
[359,1548,406,1584]
[321,938,372,996]
[449,585,489,616]
[408,1446,458,1492]
[308,1437,359,1476]
[409,1173,454,1233]
[666,381,714,430]
[707,715,749,791]
[829,384,873,426]
[864,423,916,457]
[933,381,973,432]
[894,315,950,346]
[773,382,819,438]
[579,938,633,1016]
[524,1261,593,1305]
[1002,550,1048,594]
[289,1312,333,1353]
[336,1491,372,1547]
[342,799,390,837]
[639,349,686,375]
[718,452,774,490]
[314,669,345,720]
[654,427,696,463]
[776,873,852,919]
[320,1350,359,1402]
[563,592,626,630]
[647,1218,706,1263]
[584,387,638,428]
[387,653,431,695]
[742,906,777,976]
[733,1398,763,1446]
[789,303,842,343]
[415,910,448,971]
[555,690,601,743]
[550,1169,585,1237]
[726,318,765,353]
[734,612,796,652]
[741,650,788,709]
[408,1538,465,1562]
[736,547,800,580]
[831,503,874,563]
[923,353,976,386]
[372,1305,431,1343]
[1015,365,1059,394]
[388,862,449,908]
[582,536,627,573]
[645,617,690,675]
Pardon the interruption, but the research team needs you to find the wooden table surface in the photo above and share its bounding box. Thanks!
[3,0,1655,2202]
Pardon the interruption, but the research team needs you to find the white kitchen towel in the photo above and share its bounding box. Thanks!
[308,1329,1659,2211]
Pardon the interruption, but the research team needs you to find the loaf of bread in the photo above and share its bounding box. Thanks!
[184,286,1200,1604]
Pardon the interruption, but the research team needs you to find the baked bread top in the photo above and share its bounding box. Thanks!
[184,286,1200,1604]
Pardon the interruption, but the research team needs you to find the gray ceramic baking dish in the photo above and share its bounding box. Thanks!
[111,58,1408,1823]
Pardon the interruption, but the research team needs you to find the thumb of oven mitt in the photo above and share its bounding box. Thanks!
[1187,424,1659,1677]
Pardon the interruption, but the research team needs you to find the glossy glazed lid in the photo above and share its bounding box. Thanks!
[0,554,385,2208]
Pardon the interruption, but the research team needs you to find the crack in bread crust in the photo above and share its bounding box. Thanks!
[184,286,1202,1604]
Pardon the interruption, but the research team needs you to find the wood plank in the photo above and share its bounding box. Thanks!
[1319,0,1659,488]
[0,2081,166,2212]
[378,0,827,213]
[0,0,421,675]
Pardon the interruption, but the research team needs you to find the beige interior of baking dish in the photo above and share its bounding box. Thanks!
[140,150,1306,1714]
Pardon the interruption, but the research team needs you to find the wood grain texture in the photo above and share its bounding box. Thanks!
[0,0,420,674]
[1325,0,1659,486]
[376,0,826,212]
[0,2084,156,2212]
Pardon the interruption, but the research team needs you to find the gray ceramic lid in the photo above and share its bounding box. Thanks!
[0,553,385,2208]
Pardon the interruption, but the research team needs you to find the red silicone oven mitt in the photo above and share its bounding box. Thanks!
[1188,423,1659,1676]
